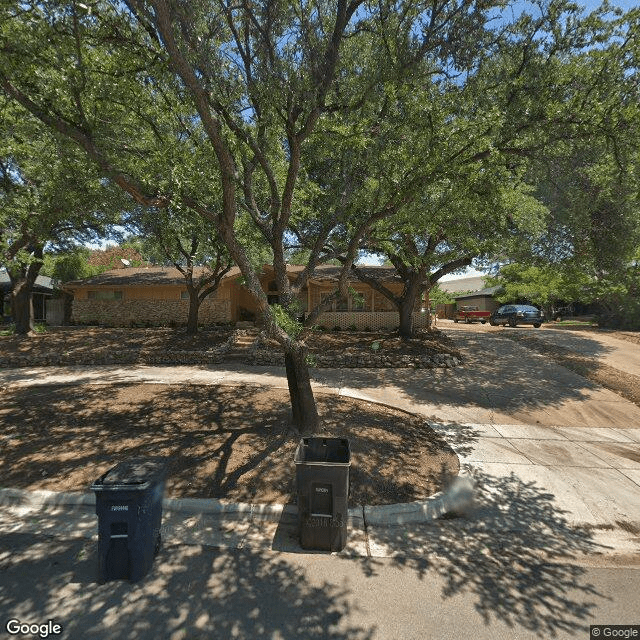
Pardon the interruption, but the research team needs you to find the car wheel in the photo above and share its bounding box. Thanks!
[508,317,517,328]
[489,320,497,326]
[481,320,486,324]
[454,318,458,323]
[533,323,541,328]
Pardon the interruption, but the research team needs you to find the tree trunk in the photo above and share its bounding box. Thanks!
[11,279,35,335]
[284,344,320,434]
[398,297,416,340]
[186,292,200,334]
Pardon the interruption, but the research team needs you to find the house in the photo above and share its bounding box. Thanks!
[64,266,233,327]
[0,270,56,323]
[452,286,502,313]
[63,264,432,330]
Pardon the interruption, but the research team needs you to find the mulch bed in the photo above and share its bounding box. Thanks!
[0,383,459,507]
[286,328,461,359]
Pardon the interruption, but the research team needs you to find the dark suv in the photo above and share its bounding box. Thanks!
[489,304,544,328]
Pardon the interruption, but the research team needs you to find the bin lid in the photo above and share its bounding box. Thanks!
[294,436,351,465]
[91,457,168,491]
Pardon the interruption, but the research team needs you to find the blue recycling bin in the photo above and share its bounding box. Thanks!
[91,458,167,583]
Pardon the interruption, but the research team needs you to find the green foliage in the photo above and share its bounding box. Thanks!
[40,246,103,282]
[488,262,594,317]
[428,285,458,306]
[0,323,16,336]
[272,304,304,340]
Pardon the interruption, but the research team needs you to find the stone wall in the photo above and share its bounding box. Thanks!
[72,298,232,327]
[315,311,431,331]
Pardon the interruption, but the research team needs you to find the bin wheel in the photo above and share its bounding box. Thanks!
[154,533,162,557]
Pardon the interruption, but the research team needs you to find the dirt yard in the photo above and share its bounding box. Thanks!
[303,328,461,358]
[0,326,232,358]
[0,383,459,507]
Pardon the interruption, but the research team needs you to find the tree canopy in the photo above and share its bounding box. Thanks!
[1,0,638,421]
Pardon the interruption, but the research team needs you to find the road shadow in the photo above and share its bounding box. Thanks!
[0,532,375,640]
[526,328,616,359]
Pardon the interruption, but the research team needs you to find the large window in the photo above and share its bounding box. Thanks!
[87,290,123,300]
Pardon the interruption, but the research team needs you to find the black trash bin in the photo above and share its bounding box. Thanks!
[91,458,167,583]
[294,437,351,551]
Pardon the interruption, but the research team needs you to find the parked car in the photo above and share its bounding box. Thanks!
[453,305,491,324]
[489,304,544,328]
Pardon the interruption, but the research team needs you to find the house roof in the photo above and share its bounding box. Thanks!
[439,276,487,293]
[309,264,402,284]
[61,263,490,291]
[453,285,502,299]
[63,263,403,288]
[0,270,55,294]
[63,266,228,288]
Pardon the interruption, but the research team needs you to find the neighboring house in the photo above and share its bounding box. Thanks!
[64,264,433,330]
[452,286,503,313]
[0,270,56,323]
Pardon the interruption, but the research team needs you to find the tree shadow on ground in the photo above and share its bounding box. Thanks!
[0,383,457,507]
[0,533,375,640]
[520,327,616,359]
[321,330,620,421]
[354,420,609,638]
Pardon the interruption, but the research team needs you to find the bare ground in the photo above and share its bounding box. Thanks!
[0,326,232,357]
[276,328,462,358]
[0,383,459,507]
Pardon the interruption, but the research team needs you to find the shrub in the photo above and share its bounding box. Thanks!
[347,324,357,332]
[332,325,341,332]
[0,323,16,336]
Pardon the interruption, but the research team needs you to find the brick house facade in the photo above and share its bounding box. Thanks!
[65,264,438,329]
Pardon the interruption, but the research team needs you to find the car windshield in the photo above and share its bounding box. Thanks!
[516,305,540,312]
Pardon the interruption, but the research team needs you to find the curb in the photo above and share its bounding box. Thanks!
[0,473,472,528]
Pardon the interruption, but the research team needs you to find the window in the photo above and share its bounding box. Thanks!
[319,292,333,310]
[181,290,190,299]
[87,290,123,300]
[336,296,348,311]
[351,290,369,312]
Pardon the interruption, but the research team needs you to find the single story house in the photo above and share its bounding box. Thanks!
[1,270,56,323]
[63,264,433,330]
[452,286,503,313]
